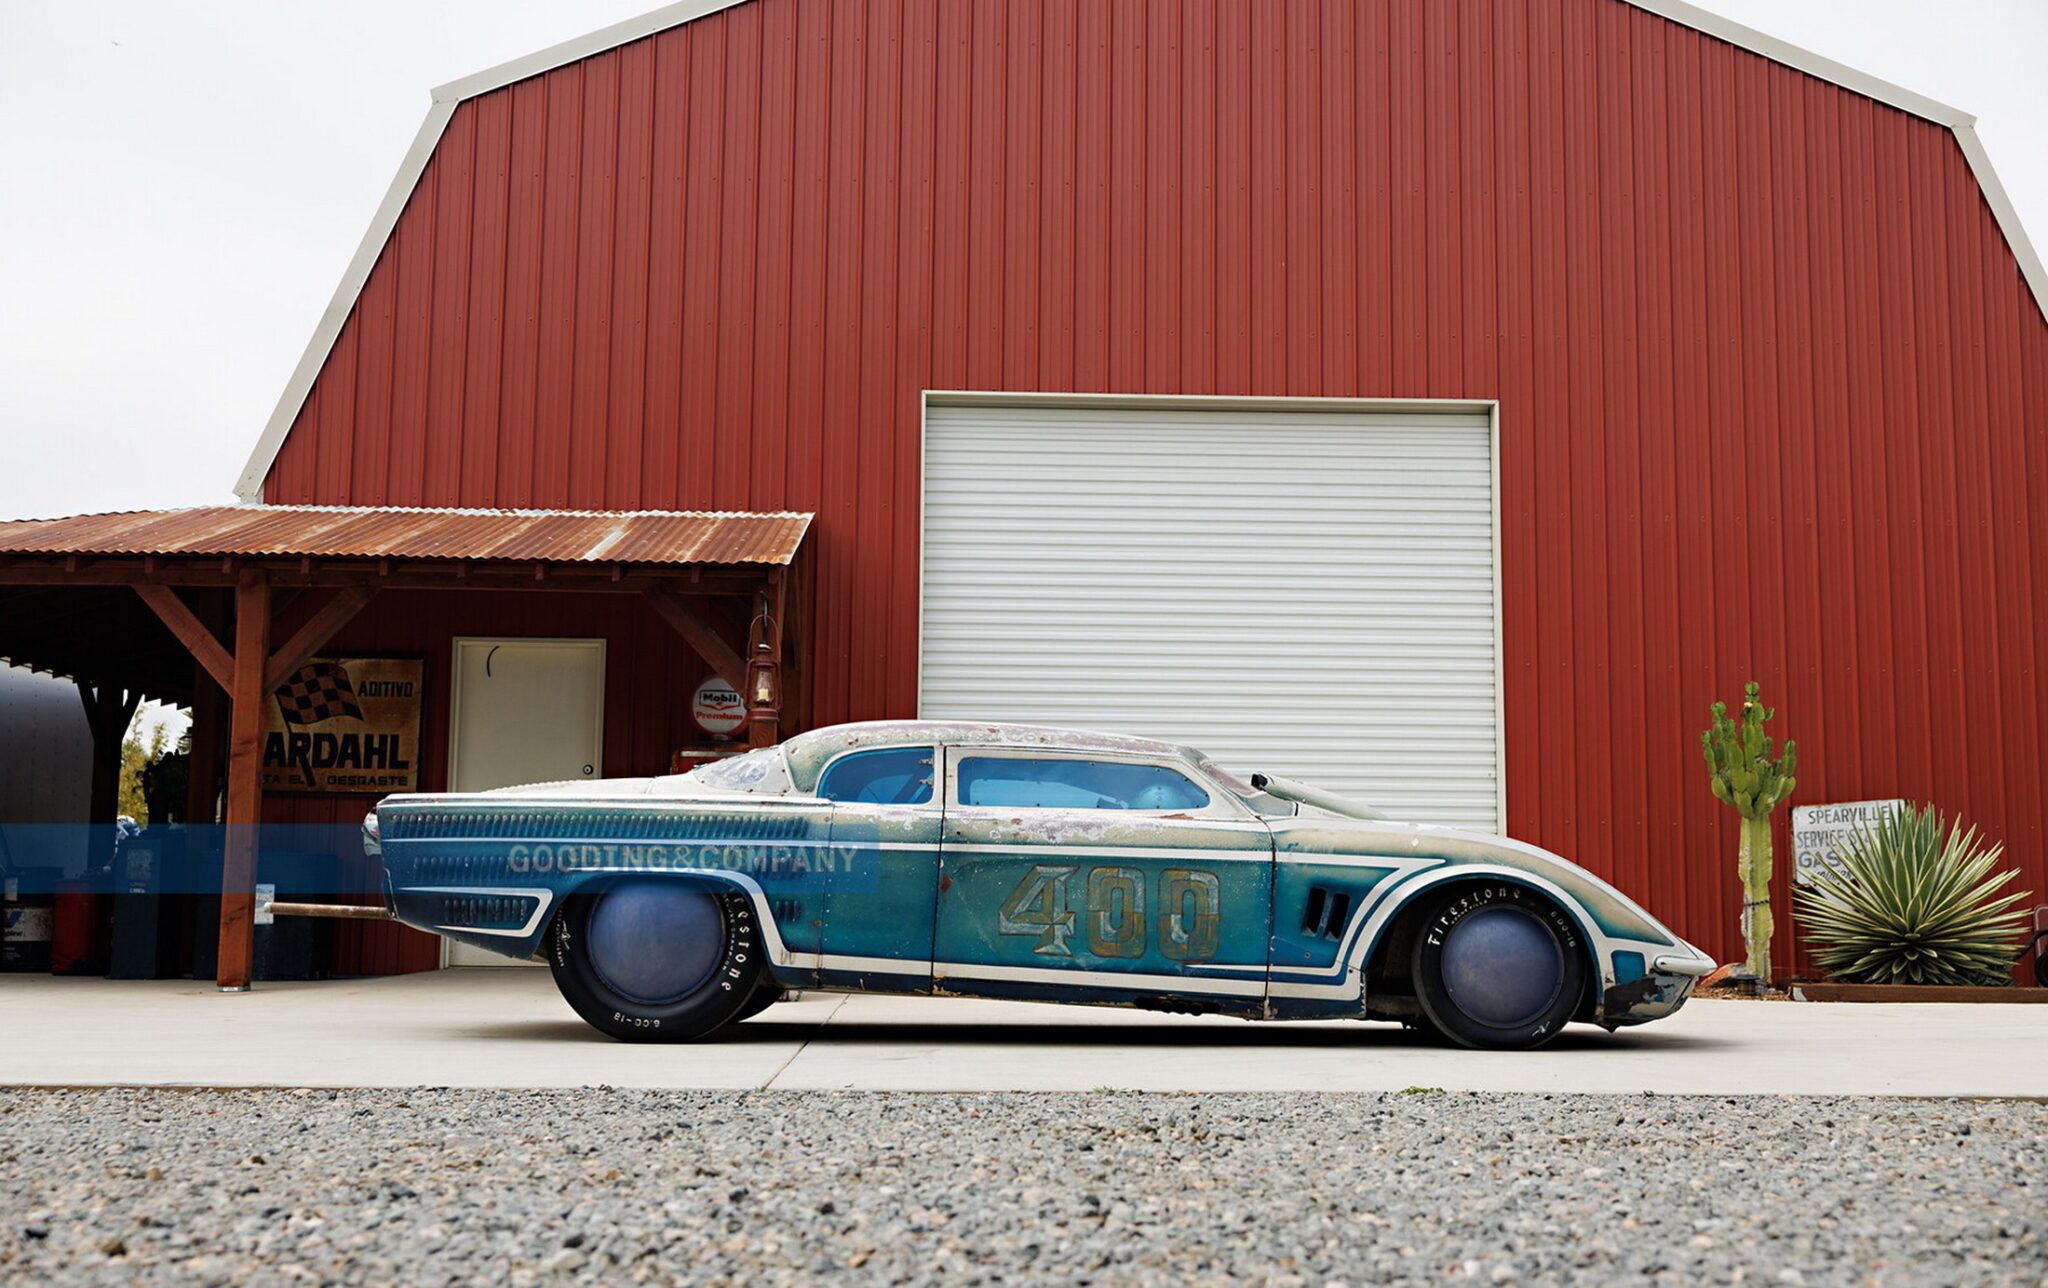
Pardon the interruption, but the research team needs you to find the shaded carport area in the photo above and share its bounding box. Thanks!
[0,505,812,988]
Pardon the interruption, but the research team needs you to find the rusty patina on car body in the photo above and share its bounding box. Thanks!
[369,721,1713,1039]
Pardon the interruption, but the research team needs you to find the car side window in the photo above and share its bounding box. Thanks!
[818,747,935,805]
[957,757,1211,811]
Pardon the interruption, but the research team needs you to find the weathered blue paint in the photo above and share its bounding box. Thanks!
[820,800,941,988]
[933,797,1273,1002]
[1269,820,1675,947]
[1269,862,1403,974]
[371,721,1714,1032]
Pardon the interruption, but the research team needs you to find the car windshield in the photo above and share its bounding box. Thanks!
[1190,753,1297,816]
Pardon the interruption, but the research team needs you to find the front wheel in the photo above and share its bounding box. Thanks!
[548,879,763,1042]
[1410,884,1587,1050]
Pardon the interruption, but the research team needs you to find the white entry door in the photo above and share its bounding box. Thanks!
[444,637,606,965]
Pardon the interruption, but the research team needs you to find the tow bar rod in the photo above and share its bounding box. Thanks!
[262,901,395,921]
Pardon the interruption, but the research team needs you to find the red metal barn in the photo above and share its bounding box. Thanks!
[227,0,2048,975]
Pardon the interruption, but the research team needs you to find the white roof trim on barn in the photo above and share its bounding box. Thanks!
[232,0,2048,502]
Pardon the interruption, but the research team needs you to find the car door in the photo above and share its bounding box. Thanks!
[819,744,943,992]
[933,748,1273,1012]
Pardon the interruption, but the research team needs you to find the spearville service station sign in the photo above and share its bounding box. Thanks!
[1790,799,1906,887]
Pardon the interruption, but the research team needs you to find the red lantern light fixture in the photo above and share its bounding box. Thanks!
[746,602,781,735]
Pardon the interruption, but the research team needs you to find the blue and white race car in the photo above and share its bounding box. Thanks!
[367,721,1713,1049]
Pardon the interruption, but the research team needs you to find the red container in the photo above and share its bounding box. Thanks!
[51,877,112,976]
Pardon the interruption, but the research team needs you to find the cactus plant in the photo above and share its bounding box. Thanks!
[1797,804,2031,986]
[1700,682,1797,985]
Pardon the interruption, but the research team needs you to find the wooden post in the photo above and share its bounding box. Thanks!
[217,569,270,991]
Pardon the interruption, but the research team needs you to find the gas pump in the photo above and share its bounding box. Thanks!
[108,825,185,979]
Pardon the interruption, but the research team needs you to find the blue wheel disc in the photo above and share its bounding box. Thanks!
[586,881,724,1004]
[1440,905,1563,1028]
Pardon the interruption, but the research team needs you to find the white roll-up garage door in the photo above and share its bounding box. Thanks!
[919,395,1501,831]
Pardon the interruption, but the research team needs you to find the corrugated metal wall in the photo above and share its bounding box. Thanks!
[262,0,2048,974]
[0,665,94,838]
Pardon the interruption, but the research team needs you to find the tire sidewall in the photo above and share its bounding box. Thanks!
[730,983,786,1023]
[548,881,762,1042]
[1411,883,1587,1050]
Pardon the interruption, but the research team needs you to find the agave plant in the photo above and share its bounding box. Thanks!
[1797,804,2032,986]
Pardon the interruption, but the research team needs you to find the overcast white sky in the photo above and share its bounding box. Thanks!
[3,0,2044,524]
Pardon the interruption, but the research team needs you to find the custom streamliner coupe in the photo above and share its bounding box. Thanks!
[366,722,1713,1049]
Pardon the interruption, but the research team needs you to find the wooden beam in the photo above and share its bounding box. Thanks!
[217,569,270,991]
[264,585,377,692]
[133,584,234,692]
[643,586,748,692]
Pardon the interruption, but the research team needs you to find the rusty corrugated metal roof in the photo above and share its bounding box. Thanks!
[0,506,812,566]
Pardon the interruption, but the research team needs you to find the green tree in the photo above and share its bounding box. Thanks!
[117,714,184,825]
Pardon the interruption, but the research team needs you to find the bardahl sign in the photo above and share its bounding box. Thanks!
[260,654,426,794]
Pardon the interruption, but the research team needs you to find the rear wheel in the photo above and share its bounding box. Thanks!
[548,879,762,1042]
[1410,884,1586,1051]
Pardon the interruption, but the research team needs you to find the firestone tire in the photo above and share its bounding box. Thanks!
[1410,884,1587,1051]
[548,879,763,1043]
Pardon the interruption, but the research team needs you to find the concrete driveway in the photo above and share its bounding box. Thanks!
[3,970,2041,1097]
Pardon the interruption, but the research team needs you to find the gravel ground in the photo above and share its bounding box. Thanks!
[2,1088,2042,1287]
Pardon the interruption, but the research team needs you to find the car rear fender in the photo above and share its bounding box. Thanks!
[396,867,798,971]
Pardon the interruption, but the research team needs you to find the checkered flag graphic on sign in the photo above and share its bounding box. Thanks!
[274,660,364,726]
